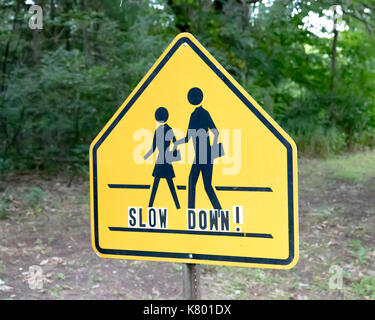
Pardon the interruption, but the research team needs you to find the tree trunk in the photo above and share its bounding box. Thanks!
[1,0,21,91]
[50,0,57,46]
[330,7,339,93]
[328,6,339,130]
[81,0,91,65]
[32,0,45,66]
[64,0,73,51]
[240,0,250,31]
[33,30,41,66]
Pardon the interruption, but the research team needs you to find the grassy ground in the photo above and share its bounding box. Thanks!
[0,151,374,300]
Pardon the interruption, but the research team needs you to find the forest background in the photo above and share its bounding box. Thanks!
[1,0,374,176]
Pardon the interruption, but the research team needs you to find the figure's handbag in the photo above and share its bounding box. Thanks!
[212,142,225,160]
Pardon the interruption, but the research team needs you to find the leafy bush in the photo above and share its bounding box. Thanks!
[353,276,375,299]
[0,0,374,173]
[22,187,46,210]
[0,194,11,220]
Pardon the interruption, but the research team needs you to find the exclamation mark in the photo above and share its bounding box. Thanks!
[233,206,243,232]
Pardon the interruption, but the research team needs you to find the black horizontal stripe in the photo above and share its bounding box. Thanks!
[108,184,272,192]
[108,184,150,189]
[108,226,273,239]
[216,186,273,192]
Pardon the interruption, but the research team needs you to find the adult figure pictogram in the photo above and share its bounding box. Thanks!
[174,87,222,210]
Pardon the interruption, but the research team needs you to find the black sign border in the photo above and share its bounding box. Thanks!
[91,35,297,267]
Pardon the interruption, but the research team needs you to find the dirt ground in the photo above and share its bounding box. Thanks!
[0,151,374,300]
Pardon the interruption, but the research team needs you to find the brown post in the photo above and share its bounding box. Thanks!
[183,263,200,299]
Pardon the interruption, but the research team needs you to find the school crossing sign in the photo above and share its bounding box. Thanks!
[90,33,299,269]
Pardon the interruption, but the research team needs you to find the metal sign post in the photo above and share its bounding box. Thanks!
[183,263,200,299]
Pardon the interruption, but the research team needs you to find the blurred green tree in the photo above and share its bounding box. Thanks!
[0,0,374,173]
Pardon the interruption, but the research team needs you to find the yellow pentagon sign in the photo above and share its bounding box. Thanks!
[90,33,298,269]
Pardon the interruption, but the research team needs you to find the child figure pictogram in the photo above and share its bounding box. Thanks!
[144,107,181,209]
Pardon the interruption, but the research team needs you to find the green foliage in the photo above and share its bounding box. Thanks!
[311,206,334,222]
[57,272,66,281]
[0,189,11,220]
[351,240,371,264]
[325,151,375,182]
[0,0,374,173]
[353,276,375,299]
[22,186,45,209]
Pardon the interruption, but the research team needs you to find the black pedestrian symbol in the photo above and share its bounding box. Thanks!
[173,87,223,210]
[144,107,181,209]
[110,87,272,211]
[101,35,280,247]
